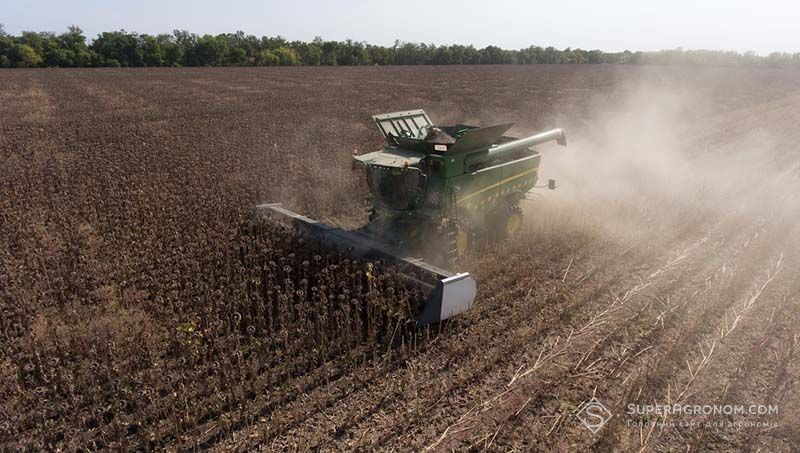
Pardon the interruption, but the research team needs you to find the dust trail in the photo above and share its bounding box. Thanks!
[529,81,800,250]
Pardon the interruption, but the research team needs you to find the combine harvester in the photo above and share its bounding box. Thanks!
[253,110,566,326]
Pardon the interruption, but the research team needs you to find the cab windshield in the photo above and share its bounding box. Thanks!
[366,165,424,210]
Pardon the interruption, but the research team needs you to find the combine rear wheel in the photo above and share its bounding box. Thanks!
[490,203,524,242]
[504,205,523,238]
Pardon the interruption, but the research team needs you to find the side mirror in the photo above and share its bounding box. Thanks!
[548,179,557,190]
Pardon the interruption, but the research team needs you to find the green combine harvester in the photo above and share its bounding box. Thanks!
[254,109,566,326]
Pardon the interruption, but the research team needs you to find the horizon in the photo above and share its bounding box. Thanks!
[3,0,799,56]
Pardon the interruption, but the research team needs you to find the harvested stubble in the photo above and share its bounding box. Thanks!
[3,66,800,451]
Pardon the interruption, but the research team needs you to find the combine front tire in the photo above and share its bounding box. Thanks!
[443,218,471,267]
[455,221,470,257]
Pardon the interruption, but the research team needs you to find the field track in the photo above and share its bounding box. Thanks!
[2,66,799,451]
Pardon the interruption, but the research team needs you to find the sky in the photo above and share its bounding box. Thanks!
[3,0,799,55]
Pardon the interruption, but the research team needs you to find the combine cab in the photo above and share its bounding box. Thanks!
[252,109,566,326]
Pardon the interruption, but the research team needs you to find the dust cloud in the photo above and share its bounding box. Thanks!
[529,81,800,250]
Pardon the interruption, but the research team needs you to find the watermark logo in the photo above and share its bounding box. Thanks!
[575,397,613,434]
[567,396,778,438]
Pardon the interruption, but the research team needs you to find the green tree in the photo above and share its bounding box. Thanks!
[192,34,228,66]
[163,43,184,66]
[13,43,43,67]
[303,43,323,65]
[394,41,421,65]
[171,30,195,65]
[587,49,604,64]
[542,46,560,64]
[255,49,278,66]
[320,40,338,65]
[0,30,14,67]
[480,46,505,64]
[261,35,288,51]
[367,44,393,65]
[274,46,299,65]
[141,34,165,66]
[18,31,46,57]
[3,25,797,69]
[52,26,92,67]
[334,40,370,65]
[92,31,144,66]
[432,46,454,65]
[224,32,249,65]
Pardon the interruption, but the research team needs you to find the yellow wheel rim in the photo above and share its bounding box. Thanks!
[456,227,469,256]
[506,213,522,237]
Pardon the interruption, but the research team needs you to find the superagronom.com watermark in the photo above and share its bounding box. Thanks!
[570,397,779,436]
[626,403,778,416]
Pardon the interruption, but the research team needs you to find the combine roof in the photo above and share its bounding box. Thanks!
[353,148,425,168]
[372,110,432,140]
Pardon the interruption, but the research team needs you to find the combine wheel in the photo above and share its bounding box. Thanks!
[442,218,471,266]
[505,205,523,238]
[491,203,524,241]
[455,222,470,257]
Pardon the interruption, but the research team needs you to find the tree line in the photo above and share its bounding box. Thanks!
[1,25,799,69]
